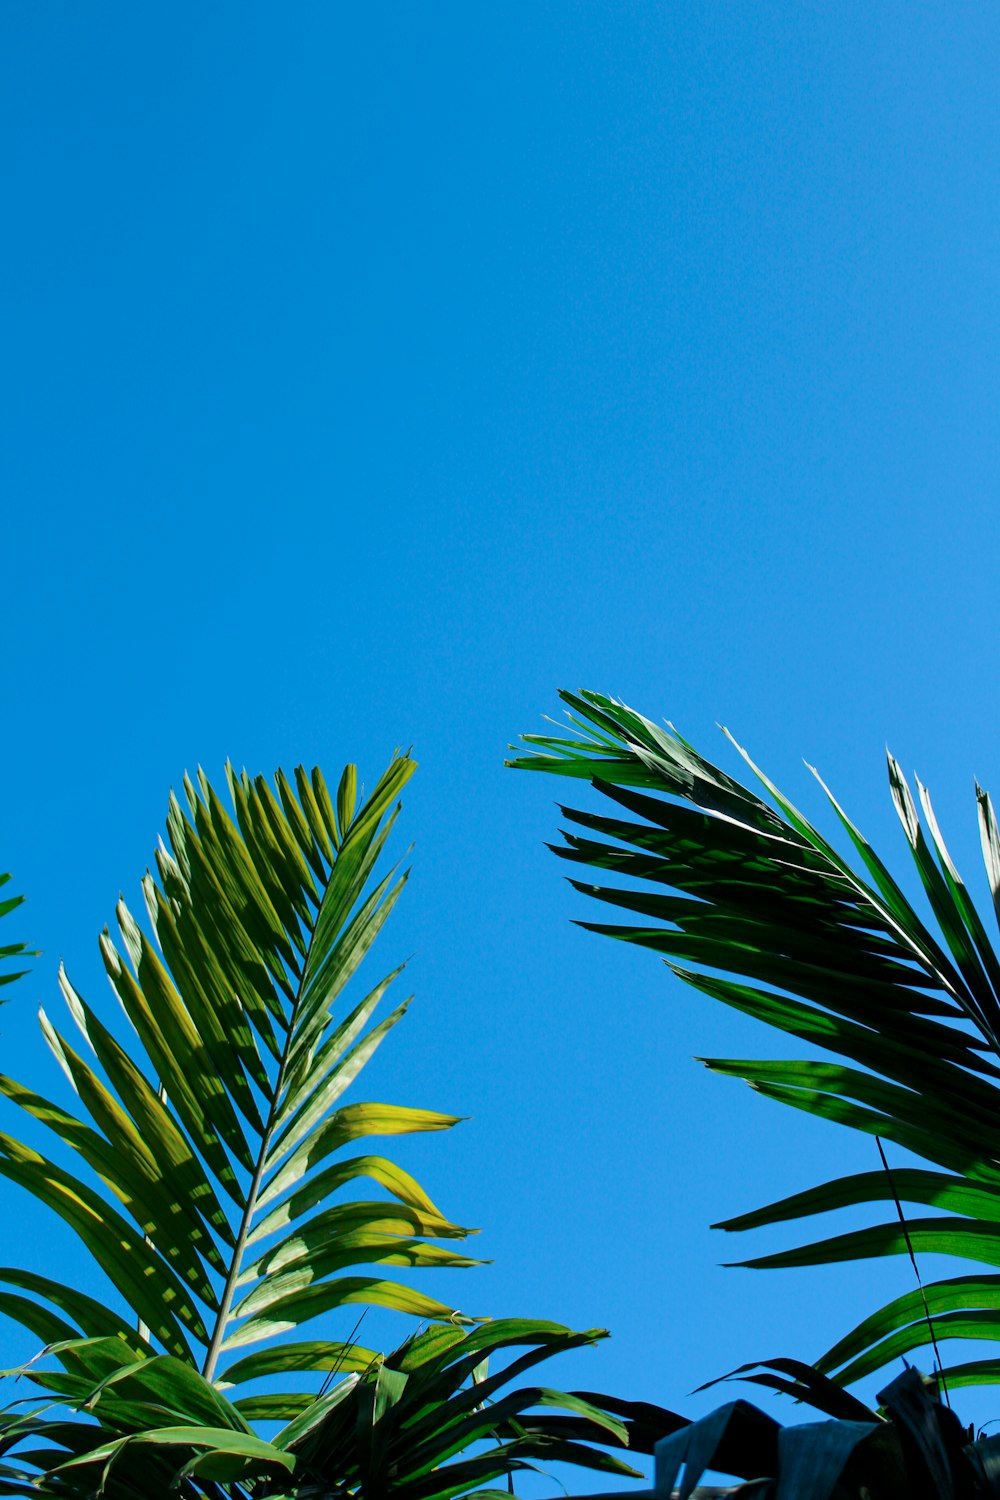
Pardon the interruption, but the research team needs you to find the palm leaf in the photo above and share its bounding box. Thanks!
[0,756,480,1421]
[509,690,1000,1391]
[650,1366,1000,1499]
[0,783,670,1498]
[274,1318,649,1500]
[3,1320,669,1500]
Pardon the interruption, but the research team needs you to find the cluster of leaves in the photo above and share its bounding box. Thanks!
[656,1364,1000,1499]
[0,757,673,1497]
[510,689,1000,1396]
[14,686,1000,1499]
[0,1319,653,1499]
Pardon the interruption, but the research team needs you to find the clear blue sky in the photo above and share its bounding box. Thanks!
[4,0,1000,1470]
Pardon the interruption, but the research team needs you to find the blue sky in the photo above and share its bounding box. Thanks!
[4,0,1000,1473]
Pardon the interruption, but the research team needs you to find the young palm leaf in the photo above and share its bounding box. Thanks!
[0,756,480,1423]
[271,1318,658,1500]
[3,1319,668,1499]
[509,691,1000,1394]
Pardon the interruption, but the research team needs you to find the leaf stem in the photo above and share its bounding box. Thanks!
[201,918,320,1381]
[875,1135,950,1407]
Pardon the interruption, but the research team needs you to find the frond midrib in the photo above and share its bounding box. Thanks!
[199,839,336,1383]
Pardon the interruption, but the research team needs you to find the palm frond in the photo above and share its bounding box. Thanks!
[652,1366,1000,1499]
[0,757,480,1421]
[275,1319,647,1500]
[509,690,1000,1391]
[1,1321,670,1500]
[0,768,679,1498]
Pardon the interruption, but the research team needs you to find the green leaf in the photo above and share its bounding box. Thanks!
[83,1353,252,1431]
[0,1136,200,1357]
[0,757,478,1422]
[729,1217,1000,1273]
[259,1103,462,1208]
[247,1151,464,1246]
[55,1425,295,1479]
[0,1066,221,1300]
[511,691,1000,1391]
[716,1169,1000,1234]
[832,1309,1000,1388]
[222,1340,378,1385]
[337,764,358,842]
[222,1276,478,1350]
[818,1273,1000,1374]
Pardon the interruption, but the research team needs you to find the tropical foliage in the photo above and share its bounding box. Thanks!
[0,1317,650,1499]
[509,690,1000,1399]
[0,762,659,1497]
[656,1364,1000,1499]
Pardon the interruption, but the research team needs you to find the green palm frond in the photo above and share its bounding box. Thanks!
[0,1321,669,1500]
[0,756,480,1424]
[278,1319,641,1500]
[509,690,1000,1393]
[0,1342,284,1498]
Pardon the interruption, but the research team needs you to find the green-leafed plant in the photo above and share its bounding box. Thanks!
[653,1364,1000,1499]
[0,1318,656,1499]
[509,690,1000,1400]
[0,764,666,1497]
[0,757,476,1394]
